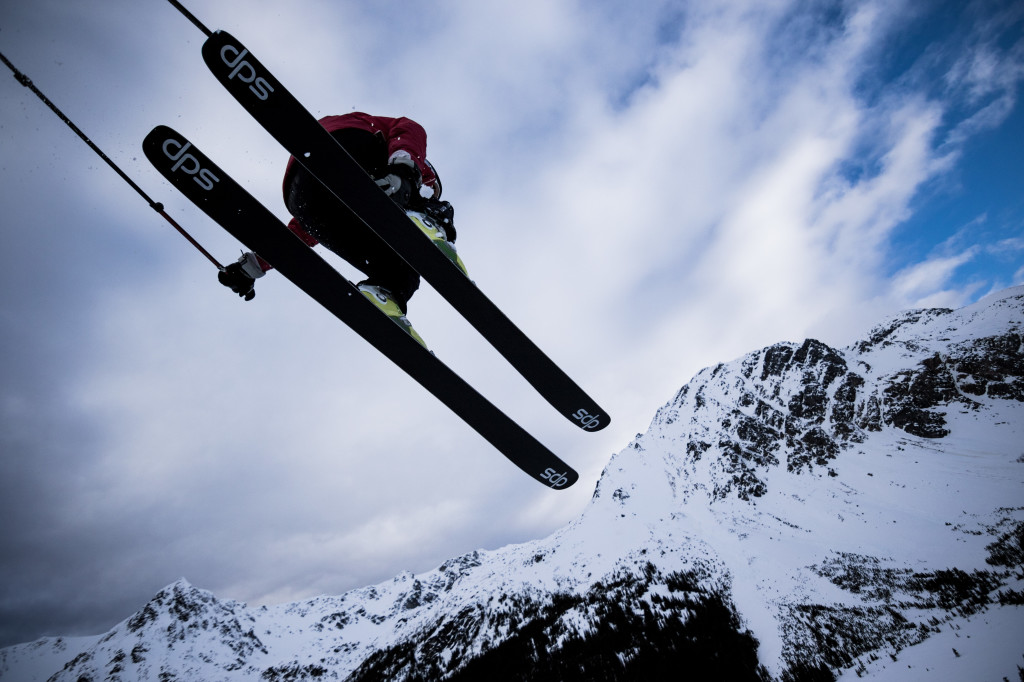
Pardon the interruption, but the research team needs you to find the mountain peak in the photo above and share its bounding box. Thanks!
[3,287,1022,681]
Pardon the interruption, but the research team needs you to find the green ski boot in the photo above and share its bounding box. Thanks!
[407,210,468,277]
[358,284,428,349]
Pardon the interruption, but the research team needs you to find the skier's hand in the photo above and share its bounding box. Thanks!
[218,252,264,301]
[376,151,421,208]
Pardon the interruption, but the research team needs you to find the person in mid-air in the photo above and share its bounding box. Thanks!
[217,112,456,346]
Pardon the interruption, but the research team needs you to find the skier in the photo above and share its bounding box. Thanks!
[217,112,455,345]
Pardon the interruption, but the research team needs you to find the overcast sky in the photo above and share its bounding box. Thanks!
[1,0,1022,648]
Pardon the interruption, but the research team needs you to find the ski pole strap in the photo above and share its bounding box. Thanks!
[0,50,223,269]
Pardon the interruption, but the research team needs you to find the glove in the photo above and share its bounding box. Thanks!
[218,251,264,301]
[375,150,421,208]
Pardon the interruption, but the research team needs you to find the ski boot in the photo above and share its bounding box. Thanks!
[406,208,468,277]
[358,284,428,349]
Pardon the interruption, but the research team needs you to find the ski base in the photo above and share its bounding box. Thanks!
[143,125,578,490]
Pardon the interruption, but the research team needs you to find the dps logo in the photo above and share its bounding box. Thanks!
[572,408,603,430]
[219,44,274,101]
[540,468,570,488]
[161,138,219,191]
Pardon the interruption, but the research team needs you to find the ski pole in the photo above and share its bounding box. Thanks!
[165,0,213,37]
[0,49,224,270]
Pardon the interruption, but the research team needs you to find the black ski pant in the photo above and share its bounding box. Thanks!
[284,127,420,313]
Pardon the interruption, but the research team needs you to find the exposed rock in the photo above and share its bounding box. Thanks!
[4,287,1022,682]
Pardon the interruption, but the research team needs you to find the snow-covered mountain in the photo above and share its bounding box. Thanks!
[3,287,1022,682]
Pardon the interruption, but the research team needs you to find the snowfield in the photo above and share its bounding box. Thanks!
[3,286,1022,681]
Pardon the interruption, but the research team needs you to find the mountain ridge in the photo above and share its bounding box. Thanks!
[3,286,1022,681]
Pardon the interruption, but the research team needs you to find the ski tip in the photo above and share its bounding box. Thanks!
[570,407,609,432]
[537,465,578,490]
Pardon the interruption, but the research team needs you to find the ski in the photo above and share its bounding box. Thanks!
[192,28,608,434]
[142,125,577,490]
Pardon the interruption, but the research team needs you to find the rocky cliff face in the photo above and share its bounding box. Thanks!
[3,287,1022,682]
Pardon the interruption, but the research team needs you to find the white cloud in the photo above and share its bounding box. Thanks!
[2,0,1023,646]
[890,249,981,303]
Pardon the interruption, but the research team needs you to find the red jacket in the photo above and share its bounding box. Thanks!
[283,113,436,191]
[265,113,436,270]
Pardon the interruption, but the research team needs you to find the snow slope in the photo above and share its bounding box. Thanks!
[3,286,1022,681]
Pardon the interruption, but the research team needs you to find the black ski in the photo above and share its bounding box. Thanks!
[193,29,608,434]
[143,125,577,490]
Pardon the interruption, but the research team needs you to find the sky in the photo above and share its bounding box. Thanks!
[0,0,1021,648]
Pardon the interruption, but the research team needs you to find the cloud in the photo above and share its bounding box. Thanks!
[2,0,1023,648]
[890,249,982,304]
